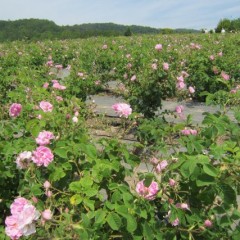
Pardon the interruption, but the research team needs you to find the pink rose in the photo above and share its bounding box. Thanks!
[176,81,185,90]
[188,86,195,94]
[53,82,66,90]
[9,103,22,117]
[39,101,53,112]
[221,71,230,81]
[42,209,52,221]
[43,82,49,88]
[204,219,213,228]
[209,55,215,61]
[10,197,29,215]
[175,105,184,114]
[156,160,168,173]
[32,146,54,167]
[155,44,162,51]
[136,180,159,200]
[177,76,184,82]
[130,75,136,81]
[43,181,51,189]
[169,179,176,187]
[176,202,190,210]
[149,157,159,165]
[163,62,169,71]
[36,131,55,146]
[102,44,108,49]
[151,63,157,70]
[112,103,132,118]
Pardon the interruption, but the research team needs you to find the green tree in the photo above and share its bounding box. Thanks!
[124,27,132,36]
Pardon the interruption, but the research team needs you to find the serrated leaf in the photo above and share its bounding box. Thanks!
[54,147,68,159]
[203,164,218,177]
[127,215,137,233]
[95,210,106,224]
[106,212,122,230]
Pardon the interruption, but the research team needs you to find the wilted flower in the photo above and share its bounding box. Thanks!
[151,63,157,70]
[136,180,159,200]
[112,103,132,118]
[169,179,176,187]
[9,103,22,117]
[16,151,32,169]
[176,202,190,210]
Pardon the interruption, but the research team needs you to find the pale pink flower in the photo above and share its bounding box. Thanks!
[16,151,32,169]
[175,105,184,114]
[126,54,131,58]
[181,128,197,136]
[204,219,213,228]
[209,55,215,61]
[149,157,159,165]
[53,82,66,90]
[55,64,63,69]
[32,146,54,167]
[39,101,53,112]
[46,60,53,67]
[66,65,71,70]
[221,71,230,81]
[190,129,198,135]
[46,190,52,198]
[177,76,184,82]
[230,89,237,94]
[156,160,168,173]
[163,62,169,71]
[9,103,22,117]
[10,197,29,215]
[43,82,49,88]
[136,180,159,200]
[43,181,51,189]
[176,81,185,90]
[37,114,42,120]
[155,44,162,51]
[36,131,55,146]
[151,63,157,70]
[171,218,180,226]
[41,209,52,221]
[77,72,84,77]
[212,67,219,75]
[130,75,136,81]
[188,86,195,94]
[72,116,78,123]
[218,51,223,57]
[102,44,108,49]
[112,103,132,118]
[95,80,101,85]
[56,96,63,102]
[181,71,189,78]
[5,215,23,240]
[31,196,38,204]
[51,79,58,84]
[169,179,176,187]
[176,202,190,210]
[74,111,79,117]
[127,63,132,69]
[123,73,128,79]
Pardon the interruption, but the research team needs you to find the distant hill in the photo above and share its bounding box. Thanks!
[0,19,200,42]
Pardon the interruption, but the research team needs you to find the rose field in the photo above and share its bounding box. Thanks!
[1,33,240,239]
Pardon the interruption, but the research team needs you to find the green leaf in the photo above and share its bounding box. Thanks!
[142,222,154,240]
[106,212,122,230]
[49,167,66,181]
[196,174,216,186]
[69,181,81,192]
[203,164,218,177]
[54,147,68,159]
[95,209,106,224]
[31,184,42,196]
[127,215,137,233]
[84,199,95,211]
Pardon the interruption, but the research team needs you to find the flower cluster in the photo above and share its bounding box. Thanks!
[181,128,198,135]
[39,101,53,112]
[52,80,66,90]
[16,151,32,169]
[32,146,54,167]
[112,103,132,118]
[5,197,40,240]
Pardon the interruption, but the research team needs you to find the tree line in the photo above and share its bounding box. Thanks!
[0,19,200,42]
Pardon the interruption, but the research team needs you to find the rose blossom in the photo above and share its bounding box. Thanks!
[176,81,185,90]
[156,160,168,173]
[163,62,169,71]
[10,197,29,215]
[151,63,157,70]
[39,101,53,112]
[209,55,215,61]
[53,82,66,90]
[32,146,54,167]
[130,75,136,81]
[136,180,159,200]
[175,105,184,114]
[221,71,230,81]
[43,181,51,189]
[43,82,49,88]
[169,179,176,187]
[102,44,108,49]
[176,202,190,210]
[149,157,159,165]
[155,44,162,51]
[188,86,195,94]
[72,116,78,123]
[35,131,55,146]
[41,209,52,221]
[112,103,132,118]
[9,103,22,117]
[16,151,32,169]
[204,219,213,228]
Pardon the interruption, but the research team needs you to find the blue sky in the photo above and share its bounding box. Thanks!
[0,0,239,29]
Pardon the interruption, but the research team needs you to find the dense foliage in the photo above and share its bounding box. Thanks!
[0,33,240,239]
[0,19,200,42]
[216,17,240,32]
